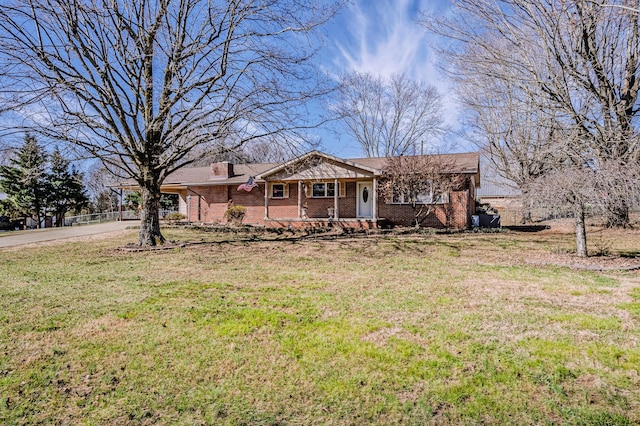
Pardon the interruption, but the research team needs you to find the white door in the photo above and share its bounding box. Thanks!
[357,181,373,218]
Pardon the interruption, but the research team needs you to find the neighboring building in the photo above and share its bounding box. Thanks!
[476,178,523,226]
[476,179,521,209]
[118,151,481,229]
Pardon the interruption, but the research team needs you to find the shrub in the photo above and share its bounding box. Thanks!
[164,212,186,223]
[224,205,247,225]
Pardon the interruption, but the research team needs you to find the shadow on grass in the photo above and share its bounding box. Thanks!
[619,251,640,259]
[504,225,551,233]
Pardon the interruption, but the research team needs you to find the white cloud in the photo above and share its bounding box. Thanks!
[323,0,469,154]
[332,0,440,82]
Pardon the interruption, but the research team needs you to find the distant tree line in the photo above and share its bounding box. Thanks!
[0,135,88,228]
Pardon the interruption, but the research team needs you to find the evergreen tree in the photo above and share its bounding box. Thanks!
[0,135,48,228]
[48,148,89,226]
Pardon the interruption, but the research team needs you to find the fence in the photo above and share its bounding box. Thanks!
[496,206,640,227]
[64,210,177,226]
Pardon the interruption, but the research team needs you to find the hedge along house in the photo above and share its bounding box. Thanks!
[118,151,480,229]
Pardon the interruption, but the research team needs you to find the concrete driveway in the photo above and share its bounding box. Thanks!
[0,220,135,248]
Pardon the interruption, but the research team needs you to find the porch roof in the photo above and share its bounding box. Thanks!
[257,150,381,181]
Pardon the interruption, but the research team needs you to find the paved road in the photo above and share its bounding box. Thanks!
[0,221,135,248]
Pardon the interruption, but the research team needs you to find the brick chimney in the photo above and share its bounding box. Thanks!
[210,161,234,179]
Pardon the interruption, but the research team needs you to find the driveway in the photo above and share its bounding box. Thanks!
[0,221,135,248]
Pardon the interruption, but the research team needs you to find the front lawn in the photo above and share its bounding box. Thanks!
[1,227,639,424]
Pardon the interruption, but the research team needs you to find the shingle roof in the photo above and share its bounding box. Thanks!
[163,162,278,186]
[116,151,480,189]
[350,152,480,175]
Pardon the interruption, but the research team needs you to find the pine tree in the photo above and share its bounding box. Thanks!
[48,148,89,226]
[0,135,48,228]
[0,138,89,228]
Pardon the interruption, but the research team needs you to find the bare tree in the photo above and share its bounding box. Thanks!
[379,155,465,227]
[422,0,640,254]
[188,136,306,166]
[462,70,566,222]
[333,72,445,157]
[0,0,339,245]
[84,162,121,212]
[527,159,640,257]
[423,0,640,227]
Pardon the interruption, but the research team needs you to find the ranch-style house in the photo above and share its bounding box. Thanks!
[119,150,481,229]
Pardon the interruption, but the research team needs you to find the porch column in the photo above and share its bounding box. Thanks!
[373,177,378,220]
[334,178,339,219]
[264,180,269,219]
[298,180,302,218]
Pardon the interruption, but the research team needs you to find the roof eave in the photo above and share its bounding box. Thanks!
[258,150,382,179]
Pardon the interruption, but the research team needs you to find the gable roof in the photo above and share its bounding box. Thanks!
[116,151,480,190]
[258,150,382,181]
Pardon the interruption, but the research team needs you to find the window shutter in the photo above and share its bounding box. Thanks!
[283,183,289,198]
[339,182,346,197]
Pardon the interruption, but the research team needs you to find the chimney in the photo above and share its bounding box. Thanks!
[210,161,234,179]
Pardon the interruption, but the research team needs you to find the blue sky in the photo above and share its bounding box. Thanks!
[0,0,465,163]
[314,0,464,158]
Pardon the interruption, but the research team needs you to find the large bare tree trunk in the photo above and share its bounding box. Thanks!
[138,181,165,247]
[0,0,338,246]
[575,203,588,258]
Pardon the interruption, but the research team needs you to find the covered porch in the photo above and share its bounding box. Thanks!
[262,179,380,222]
[258,151,383,224]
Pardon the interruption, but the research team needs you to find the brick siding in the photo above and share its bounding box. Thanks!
[377,190,470,229]
[182,180,471,229]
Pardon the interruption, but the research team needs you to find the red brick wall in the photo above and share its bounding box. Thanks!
[183,180,472,229]
[377,189,470,229]
[232,184,266,224]
[185,184,265,224]
[185,186,227,223]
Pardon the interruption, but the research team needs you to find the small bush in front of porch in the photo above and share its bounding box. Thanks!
[164,212,186,224]
[224,205,247,226]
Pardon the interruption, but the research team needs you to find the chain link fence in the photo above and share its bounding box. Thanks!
[64,210,177,226]
[496,206,640,227]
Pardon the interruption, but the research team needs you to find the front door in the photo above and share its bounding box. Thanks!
[357,181,373,218]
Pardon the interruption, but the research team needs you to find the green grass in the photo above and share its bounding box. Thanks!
[0,228,639,424]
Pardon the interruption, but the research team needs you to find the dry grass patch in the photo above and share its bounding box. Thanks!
[1,226,639,424]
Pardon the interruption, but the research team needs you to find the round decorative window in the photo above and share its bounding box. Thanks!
[362,187,369,202]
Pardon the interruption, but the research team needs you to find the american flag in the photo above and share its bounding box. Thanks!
[237,176,258,192]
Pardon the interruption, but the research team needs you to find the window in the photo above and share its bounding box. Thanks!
[310,181,345,198]
[269,182,288,199]
[392,183,448,205]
